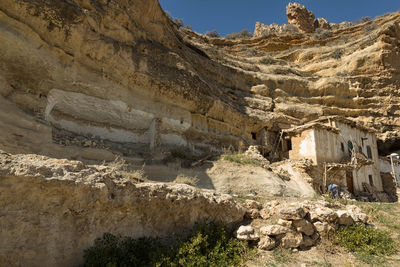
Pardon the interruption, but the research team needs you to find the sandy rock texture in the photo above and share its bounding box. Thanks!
[0,0,399,156]
[286,2,315,33]
[0,151,245,267]
[238,199,369,251]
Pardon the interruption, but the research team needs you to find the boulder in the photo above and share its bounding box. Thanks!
[281,231,303,248]
[259,208,271,219]
[300,235,316,248]
[293,219,314,236]
[313,221,336,237]
[336,210,355,226]
[244,199,263,210]
[279,205,307,220]
[258,236,276,250]
[260,225,289,236]
[245,209,260,219]
[309,207,338,223]
[277,219,292,228]
[286,2,315,33]
[236,225,260,241]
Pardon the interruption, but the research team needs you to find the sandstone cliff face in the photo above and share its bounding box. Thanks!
[0,0,266,156]
[1,0,400,156]
[0,151,245,266]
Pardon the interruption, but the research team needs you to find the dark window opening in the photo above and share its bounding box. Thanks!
[358,146,363,153]
[341,142,344,152]
[368,175,373,186]
[347,141,353,155]
[287,139,292,151]
[251,132,257,140]
[367,146,372,159]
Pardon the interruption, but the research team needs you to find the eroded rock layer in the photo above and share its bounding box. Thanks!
[0,151,245,266]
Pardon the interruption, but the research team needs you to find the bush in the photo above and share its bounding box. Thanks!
[83,222,252,267]
[225,29,253,40]
[314,28,332,40]
[334,223,396,256]
[205,30,221,38]
[259,57,277,65]
[83,234,166,267]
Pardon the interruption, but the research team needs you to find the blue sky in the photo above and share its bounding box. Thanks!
[159,0,400,36]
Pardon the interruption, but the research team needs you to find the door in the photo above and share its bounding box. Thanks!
[346,171,354,194]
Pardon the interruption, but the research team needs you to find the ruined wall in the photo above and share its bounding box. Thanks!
[380,158,400,184]
[288,129,317,162]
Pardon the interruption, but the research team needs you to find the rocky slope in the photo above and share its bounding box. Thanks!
[0,150,244,266]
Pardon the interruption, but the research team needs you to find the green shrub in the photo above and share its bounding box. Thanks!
[334,223,396,256]
[83,222,252,267]
[83,234,166,267]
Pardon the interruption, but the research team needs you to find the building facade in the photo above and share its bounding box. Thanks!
[283,117,382,194]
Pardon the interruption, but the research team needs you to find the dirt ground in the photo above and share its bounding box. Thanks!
[141,159,315,198]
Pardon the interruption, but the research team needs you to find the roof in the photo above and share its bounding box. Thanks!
[282,116,374,135]
[313,116,375,133]
[282,122,340,135]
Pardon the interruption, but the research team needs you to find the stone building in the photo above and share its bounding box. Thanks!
[281,116,382,195]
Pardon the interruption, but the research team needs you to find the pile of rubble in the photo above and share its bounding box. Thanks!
[235,199,368,250]
[244,146,270,168]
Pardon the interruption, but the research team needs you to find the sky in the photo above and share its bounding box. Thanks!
[159,0,400,36]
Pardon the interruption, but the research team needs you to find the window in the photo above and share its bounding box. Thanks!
[366,146,372,159]
[358,146,363,153]
[251,132,257,140]
[369,175,373,186]
[341,142,344,152]
[347,141,353,155]
[288,139,292,150]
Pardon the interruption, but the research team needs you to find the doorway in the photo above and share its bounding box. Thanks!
[346,171,354,194]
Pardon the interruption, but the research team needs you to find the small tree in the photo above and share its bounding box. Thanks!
[225,29,253,40]
[205,30,221,38]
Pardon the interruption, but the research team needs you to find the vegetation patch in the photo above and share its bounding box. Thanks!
[221,153,261,166]
[83,222,253,267]
[334,223,396,256]
[173,174,199,187]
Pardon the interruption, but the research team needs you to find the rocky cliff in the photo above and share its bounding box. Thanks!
[0,0,399,157]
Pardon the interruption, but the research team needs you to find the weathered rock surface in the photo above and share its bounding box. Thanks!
[286,2,315,33]
[309,207,338,223]
[279,204,307,220]
[260,225,289,236]
[236,225,260,241]
[258,236,276,250]
[314,18,331,30]
[0,151,245,267]
[293,219,315,236]
[336,210,355,225]
[281,231,303,248]
[252,199,368,250]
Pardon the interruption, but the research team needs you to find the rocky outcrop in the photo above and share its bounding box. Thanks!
[314,17,331,30]
[0,151,245,266]
[286,2,315,33]
[237,199,369,251]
